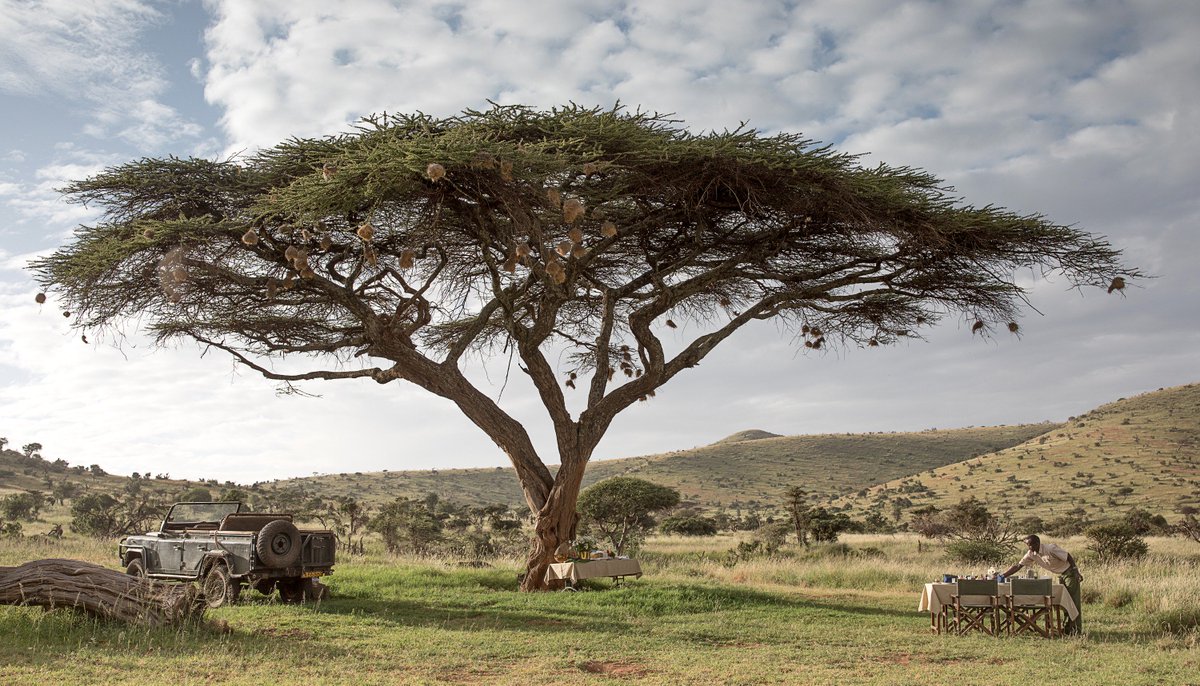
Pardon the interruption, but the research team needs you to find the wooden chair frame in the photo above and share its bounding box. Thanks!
[951,579,1000,636]
[1008,578,1055,638]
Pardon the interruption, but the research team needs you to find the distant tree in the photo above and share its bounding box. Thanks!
[21,443,42,459]
[213,488,246,502]
[0,437,8,452]
[910,505,949,539]
[659,513,719,536]
[1123,507,1169,535]
[1015,515,1046,534]
[180,487,213,502]
[50,481,80,506]
[808,507,852,543]
[861,510,895,534]
[369,497,442,554]
[88,464,107,477]
[578,477,679,556]
[1086,523,1148,562]
[32,105,1137,588]
[1,492,44,521]
[784,486,814,547]
[70,491,164,538]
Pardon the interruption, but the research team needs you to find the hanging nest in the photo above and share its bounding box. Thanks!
[1007,322,1020,334]
[319,235,333,251]
[563,198,585,224]
[600,221,618,238]
[356,223,375,242]
[971,320,985,334]
[556,240,573,257]
[582,161,599,175]
[426,163,446,182]
[571,246,587,259]
[241,228,259,246]
[546,188,562,208]
[868,338,879,347]
[35,293,46,304]
[472,152,496,170]
[568,227,584,244]
[399,249,415,270]
[321,163,337,181]
[665,319,677,329]
[499,159,513,181]
[1107,277,1126,294]
[515,241,531,257]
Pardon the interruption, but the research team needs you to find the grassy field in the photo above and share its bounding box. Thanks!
[3,533,1199,685]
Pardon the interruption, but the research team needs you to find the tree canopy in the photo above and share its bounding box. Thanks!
[578,476,680,555]
[31,103,1136,588]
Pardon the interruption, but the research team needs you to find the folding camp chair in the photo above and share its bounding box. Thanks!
[952,578,1000,636]
[1007,578,1055,637]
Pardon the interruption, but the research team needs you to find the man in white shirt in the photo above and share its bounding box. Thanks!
[1002,534,1083,635]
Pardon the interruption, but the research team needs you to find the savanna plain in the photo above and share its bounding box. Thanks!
[3,532,1199,686]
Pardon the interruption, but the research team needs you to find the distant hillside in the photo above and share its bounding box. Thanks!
[260,423,1055,512]
[839,383,1200,521]
[713,430,783,444]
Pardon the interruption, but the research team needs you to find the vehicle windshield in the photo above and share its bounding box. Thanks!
[166,502,242,525]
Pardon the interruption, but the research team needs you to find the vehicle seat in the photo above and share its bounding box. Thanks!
[218,513,293,532]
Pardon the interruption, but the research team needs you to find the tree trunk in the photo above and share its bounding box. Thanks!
[519,458,588,591]
[0,559,204,626]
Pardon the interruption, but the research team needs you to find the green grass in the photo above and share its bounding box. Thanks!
[3,534,1199,685]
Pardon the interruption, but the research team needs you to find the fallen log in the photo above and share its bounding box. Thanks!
[0,558,204,627]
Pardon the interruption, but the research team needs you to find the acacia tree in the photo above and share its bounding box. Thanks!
[31,105,1135,589]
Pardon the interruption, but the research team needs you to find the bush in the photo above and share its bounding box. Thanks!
[1044,515,1090,537]
[659,514,718,537]
[1086,523,1149,562]
[1105,588,1138,609]
[945,539,1014,565]
[1,492,43,521]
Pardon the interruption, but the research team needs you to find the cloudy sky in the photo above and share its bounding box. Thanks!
[1,0,1196,484]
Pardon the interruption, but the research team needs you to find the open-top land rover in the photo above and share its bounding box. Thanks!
[118,501,336,607]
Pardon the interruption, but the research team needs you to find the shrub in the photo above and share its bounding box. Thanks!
[945,539,1013,565]
[1086,523,1149,562]
[659,515,718,536]
[1,492,43,521]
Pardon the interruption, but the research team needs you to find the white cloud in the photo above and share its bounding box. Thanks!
[0,0,201,149]
[2,0,1197,482]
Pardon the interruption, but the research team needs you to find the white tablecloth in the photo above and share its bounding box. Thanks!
[919,582,1079,620]
[545,559,643,583]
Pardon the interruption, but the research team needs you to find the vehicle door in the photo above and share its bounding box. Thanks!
[153,535,186,573]
[181,532,213,577]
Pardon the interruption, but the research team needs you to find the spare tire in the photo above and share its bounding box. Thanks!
[256,519,301,568]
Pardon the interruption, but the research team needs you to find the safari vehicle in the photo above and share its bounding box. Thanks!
[118,501,336,607]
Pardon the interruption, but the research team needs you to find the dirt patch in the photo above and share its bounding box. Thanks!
[580,661,649,678]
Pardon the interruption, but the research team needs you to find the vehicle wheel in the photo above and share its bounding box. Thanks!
[277,577,305,604]
[202,563,235,608]
[125,557,146,578]
[256,519,301,568]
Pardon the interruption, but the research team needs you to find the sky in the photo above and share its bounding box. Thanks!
[0,0,1197,484]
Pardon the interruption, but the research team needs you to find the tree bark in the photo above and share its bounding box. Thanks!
[520,457,590,591]
[0,559,204,626]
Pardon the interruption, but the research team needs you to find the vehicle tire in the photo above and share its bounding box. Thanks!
[256,519,301,568]
[202,563,235,609]
[277,577,305,604]
[125,557,146,578]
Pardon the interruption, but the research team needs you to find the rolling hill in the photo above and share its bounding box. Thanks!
[838,383,1200,521]
[255,423,1056,512]
[6,383,1196,525]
